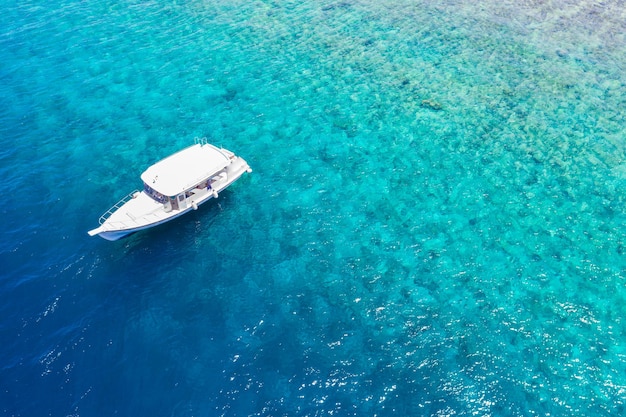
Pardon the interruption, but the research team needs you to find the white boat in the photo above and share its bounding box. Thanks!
[88,139,251,241]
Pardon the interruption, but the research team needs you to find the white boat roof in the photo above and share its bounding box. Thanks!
[140,144,230,196]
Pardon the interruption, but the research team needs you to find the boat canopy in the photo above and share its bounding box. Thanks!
[140,144,230,197]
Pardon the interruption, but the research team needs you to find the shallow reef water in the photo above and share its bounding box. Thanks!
[1,0,625,415]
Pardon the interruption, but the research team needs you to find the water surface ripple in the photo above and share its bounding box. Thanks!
[1,0,625,415]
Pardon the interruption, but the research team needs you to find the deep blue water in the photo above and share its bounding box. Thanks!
[2,0,626,415]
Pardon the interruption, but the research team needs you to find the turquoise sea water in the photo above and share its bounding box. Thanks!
[1,0,625,415]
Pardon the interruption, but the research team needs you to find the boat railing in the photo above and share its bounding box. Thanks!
[98,190,140,225]
[194,137,209,146]
[194,137,232,163]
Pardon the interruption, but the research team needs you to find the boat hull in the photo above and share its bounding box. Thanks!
[97,229,137,241]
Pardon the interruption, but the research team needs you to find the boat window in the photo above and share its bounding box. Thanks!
[143,183,167,203]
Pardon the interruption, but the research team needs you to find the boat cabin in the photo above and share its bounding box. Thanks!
[140,143,232,212]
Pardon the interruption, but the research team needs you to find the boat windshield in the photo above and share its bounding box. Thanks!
[143,183,167,203]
